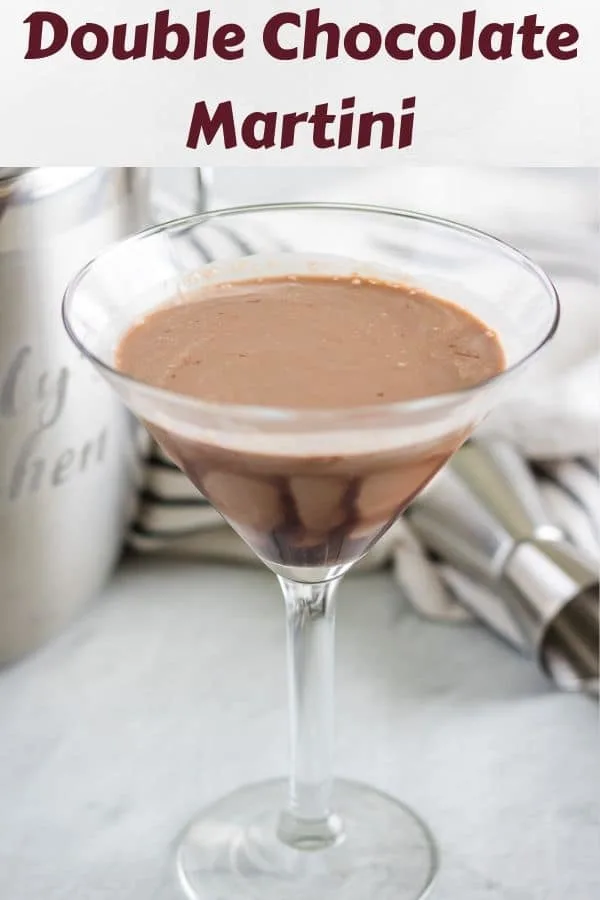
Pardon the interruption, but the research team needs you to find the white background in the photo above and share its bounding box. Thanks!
[0,1,598,163]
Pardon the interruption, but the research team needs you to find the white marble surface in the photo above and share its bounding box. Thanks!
[0,558,597,899]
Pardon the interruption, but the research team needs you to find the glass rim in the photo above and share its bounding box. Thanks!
[62,201,560,424]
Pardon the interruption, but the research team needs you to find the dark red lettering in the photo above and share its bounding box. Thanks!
[344,23,382,60]
[193,10,210,58]
[418,23,456,60]
[478,23,514,60]
[263,12,300,60]
[71,24,109,60]
[308,102,336,147]
[398,96,416,149]
[357,112,396,149]
[280,111,309,148]
[24,11,68,59]
[385,25,415,60]
[113,23,148,60]
[186,101,237,149]
[153,9,190,60]
[214,24,245,60]
[459,9,477,59]
[338,96,356,147]
[303,8,340,59]
[546,24,578,60]
[517,14,544,60]
[241,111,277,149]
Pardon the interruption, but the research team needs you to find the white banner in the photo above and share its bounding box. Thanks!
[0,1,597,163]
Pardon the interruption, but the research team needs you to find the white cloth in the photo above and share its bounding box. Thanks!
[128,167,599,628]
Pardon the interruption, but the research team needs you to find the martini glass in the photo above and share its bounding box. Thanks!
[62,203,559,900]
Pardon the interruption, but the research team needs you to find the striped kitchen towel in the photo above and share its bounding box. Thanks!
[128,443,224,552]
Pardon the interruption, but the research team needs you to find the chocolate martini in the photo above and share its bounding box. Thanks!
[65,203,558,900]
[117,274,504,568]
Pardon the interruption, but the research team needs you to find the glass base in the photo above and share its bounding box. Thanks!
[175,778,438,900]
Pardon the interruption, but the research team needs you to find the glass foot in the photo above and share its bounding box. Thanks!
[175,778,438,900]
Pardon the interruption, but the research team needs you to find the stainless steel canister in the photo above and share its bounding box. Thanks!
[0,167,206,664]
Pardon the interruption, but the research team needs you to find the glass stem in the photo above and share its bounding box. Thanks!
[276,575,343,850]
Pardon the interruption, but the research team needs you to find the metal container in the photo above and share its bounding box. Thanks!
[0,167,205,664]
[409,440,599,695]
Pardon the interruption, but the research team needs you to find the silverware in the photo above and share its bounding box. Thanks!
[409,440,599,695]
[536,458,600,539]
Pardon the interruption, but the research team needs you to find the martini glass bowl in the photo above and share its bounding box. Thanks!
[63,203,559,900]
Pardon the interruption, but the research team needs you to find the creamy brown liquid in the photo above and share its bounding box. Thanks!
[117,275,504,569]
[118,276,503,408]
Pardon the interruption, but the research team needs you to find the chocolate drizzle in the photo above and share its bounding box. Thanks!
[153,426,459,569]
